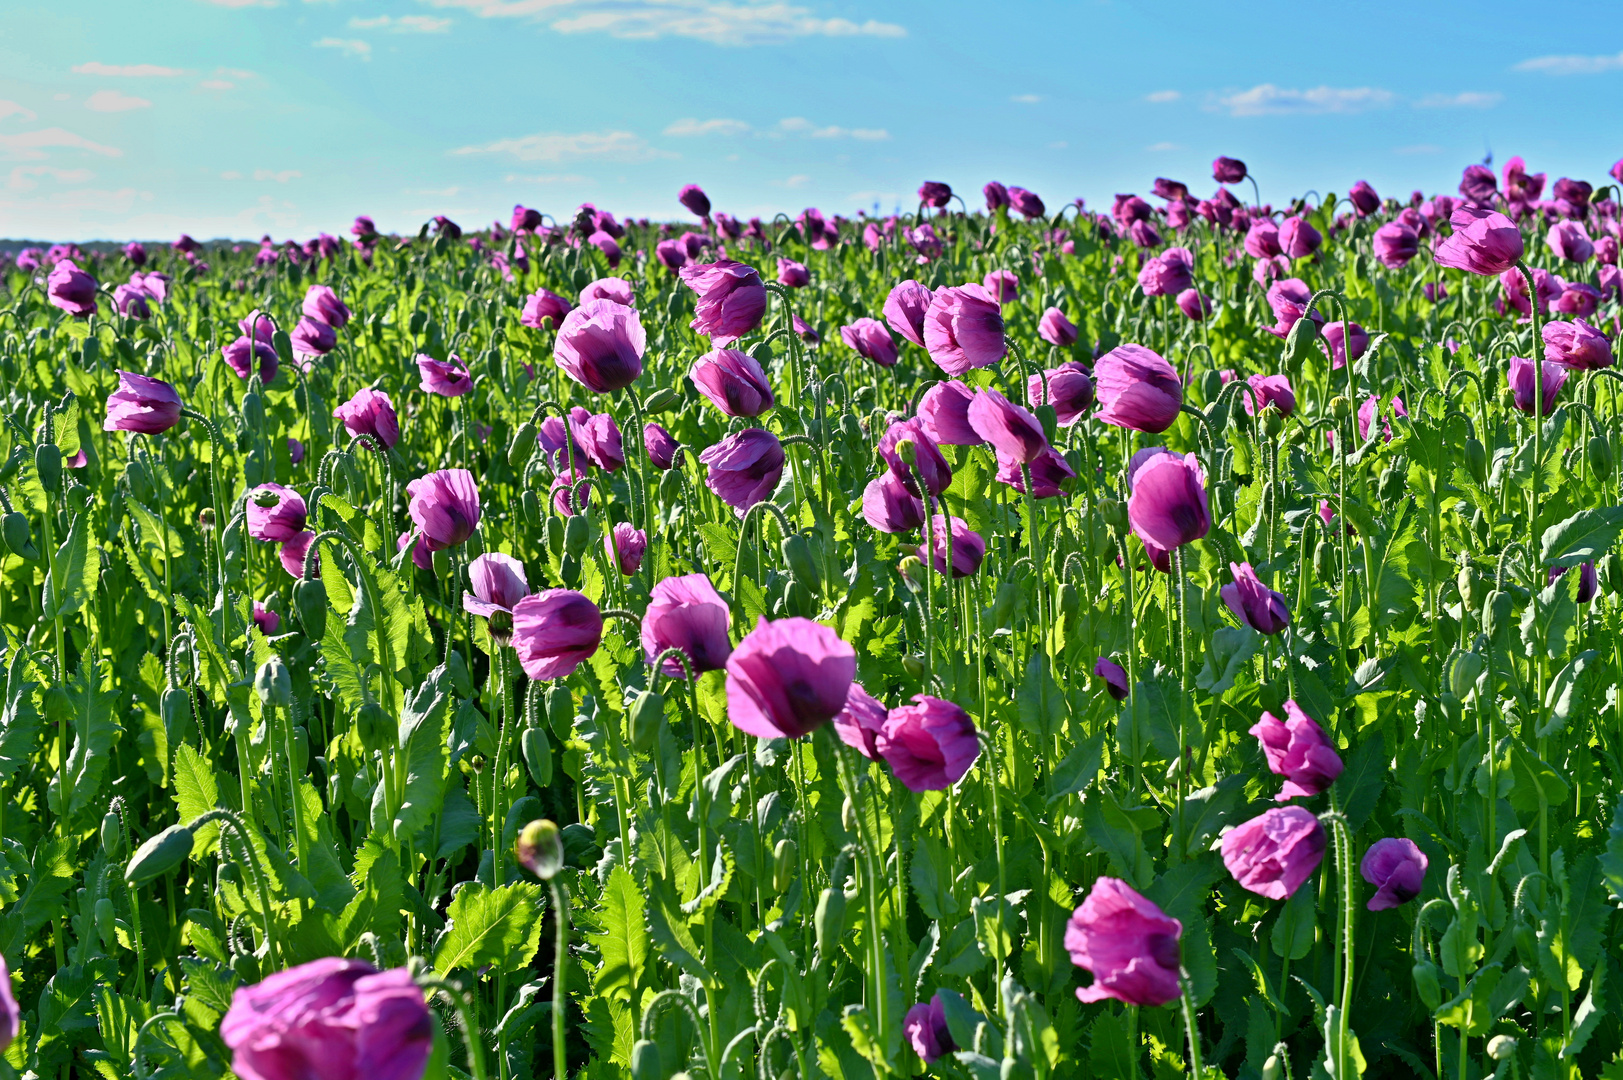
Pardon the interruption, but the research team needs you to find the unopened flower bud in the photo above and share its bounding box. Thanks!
[516,819,564,880]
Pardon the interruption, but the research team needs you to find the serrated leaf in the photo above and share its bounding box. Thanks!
[43,512,100,621]
[590,866,647,1003]
[1541,506,1623,568]
[434,881,543,976]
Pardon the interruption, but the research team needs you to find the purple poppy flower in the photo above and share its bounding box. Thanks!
[1361,838,1428,911]
[554,299,646,393]
[1250,701,1342,800]
[124,241,147,265]
[223,336,279,385]
[983,181,1010,211]
[883,279,934,348]
[416,354,472,398]
[603,522,646,576]
[833,682,888,758]
[521,287,573,329]
[511,204,543,232]
[967,389,1047,465]
[916,379,980,446]
[725,616,856,739]
[691,348,774,417]
[549,470,592,517]
[1028,362,1094,426]
[792,313,820,345]
[841,318,898,368]
[699,429,785,514]
[1222,806,1326,900]
[680,259,768,345]
[776,257,809,288]
[917,514,985,578]
[288,317,335,358]
[1508,356,1567,416]
[994,445,1075,498]
[1245,220,1282,259]
[47,259,98,317]
[922,284,1006,376]
[1038,307,1079,348]
[1549,561,1600,604]
[1221,561,1290,635]
[246,484,308,543]
[1322,321,1369,370]
[303,284,350,329]
[463,553,530,621]
[1242,373,1295,418]
[878,694,979,792]
[1547,220,1594,264]
[112,283,151,319]
[643,422,679,470]
[512,590,602,680]
[918,180,953,208]
[1065,877,1183,1006]
[1435,204,1524,275]
[1543,318,1613,370]
[280,531,317,579]
[251,602,280,636]
[1349,180,1380,215]
[878,417,951,497]
[1370,220,1419,269]
[406,468,480,551]
[333,388,399,449]
[643,573,732,677]
[862,472,926,534]
[1278,216,1321,258]
[1007,186,1046,219]
[1212,156,1247,183]
[1554,282,1601,318]
[678,184,711,218]
[1176,289,1212,321]
[982,269,1018,303]
[655,239,687,271]
[1137,247,1193,297]
[903,995,955,1064]
[104,371,183,435]
[1093,343,1182,434]
[1127,452,1208,554]
[1094,657,1128,700]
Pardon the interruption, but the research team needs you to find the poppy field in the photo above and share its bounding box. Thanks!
[3,156,1623,1080]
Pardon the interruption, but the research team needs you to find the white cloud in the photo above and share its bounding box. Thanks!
[1212,83,1394,116]
[199,79,236,90]
[776,117,888,140]
[217,67,257,78]
[780,174,810,188]
[0,128,122,161]
[1145,89,1180,103]
[664,117,750,136]
[221,169,244,179]
[1514,51,1623,75]
[73,62,191,77]
[1146,141,1179,152]
[254,169,302,182]
[1010,93,1041,104]
[349,15,453,32]
[0,100,37,123]
[7,166,94,191]
[452,129,675,162]
[1047,140,1067,149]
[422,0,904,45]
[314,38,373,59]
[86,90,153,112]
[1414,91,1502,108]
[504,172,590,183]
[0,185,142,215]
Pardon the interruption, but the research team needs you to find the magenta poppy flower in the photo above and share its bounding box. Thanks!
[699,429,784,514]
[1371,221,1419,268]
[1244,220,1282,259]
[303,284,350,329]
[1554,282,1601,318]
[554,299,646,393]
[1509,356,1567,416]
[841,318,898,368]
[578,279,633,309]
[691,348,774,417]
[1127,452,1208,555]
[1221,561,1290,635]
[569,410,623,472]
[585,229,621,266]
[995,445,1074,498]
[882,279,934,348]
[604,522,646,575]
[643,573,732,677]
[288,437,305,464]
[1361,838,1427,911]
[1503,157,1545,204]
[655,239,687,271]
[246,484,308,543]
[678,183,711,218]
[549,470,591,517]
[522,288,573,329]
[906,222,944,261]
[1546,220,1594,263]
[725,616,855,739]
[1250,701,1342,800]
[643,422,679,470]
[104,370,182,434]
[1027,362,1094,426]
[279,531,316,579]
[982,269,1018,304]
[1065,877,1183,1006]
[1038,307,1079,348]
[1500,265,1560,318]
[1176,289,1212,321]
[1242,373,1295,417]
[983,181,1010,211]
[1007,186,1046,219]
[251,601,280,636]
[131,271,170,304]
[862,472,926,534]
[878,694,979,792]
[1278,216,1321,259]
[124,240,147,265]
[511,589,602,681]
[1222,806,1326,900]
[916,379,980,446]
[220,958,433,1080]
[792,313,820,345]
[406,468,480,551]
[223,336,279,385]
[903,995,955,1064]
[1212,156,1247,183]
[1093,343,1182,433]
[46,259,98,318]
[112,283,150,319]
[917,514,985,578]
[1138,247,1193,297]
[917,180,953,208]
[1323,321,1369,370]
[333,388,399,449]
[1128,219,1162,248]
[1549,561,1600,604]
[878,417,951,498]
[922,284,1006,376]
[463,552,530,620]
[511,204,543,232]
[680,259,768,345]
[834,682,888,758]
[1435,204,1524,275]
[1348,180,1379,215]
[1355,394,1408,443]
[1543,318,1613,369]
[776,257,809,288]
[1262,278,1321,339]
[416,354,472,398]
[1552,176,1592,217]
[1457,163,1498,205]
[967,389,1047,465]
[1094,657,1128,700]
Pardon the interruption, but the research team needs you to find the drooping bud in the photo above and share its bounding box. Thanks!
[125,823,196,885]
[255,656,292,710]
[515,818,564,880]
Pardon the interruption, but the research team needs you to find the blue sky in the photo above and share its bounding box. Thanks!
[1,0,1620,241]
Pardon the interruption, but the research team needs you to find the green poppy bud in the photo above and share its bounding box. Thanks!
[781,534,820,591]
[546,686,574,738]
[628,689,664,754]
[1482,590,1514,646]
[241,391,264,433]
[521,490,541,527]
[515,819,564,880]
[642,386,678,413]
[1487,1035,1516,1062]
[545,514,565,558]
[101,811,123,856]
[772,838,797,893]
[560,553,581,589]
[96,897,117,949]
[255,656,292,710]
[1411,959,1442,1011]
[1099,496,1127,534]
[1457,565,1481,612]
[1198,369,1223,404]
[1447,650,1484,700]
[631,1040,663,1080]
[563,515,589,559]
[522,726,553,787]
[1464,438,1487,485]
[1282,315,1321,367]
[2,512,39,561]
[815,885,846,953]
[125,823,195,886]
[1587,435,1613,481]
[356,701,390,753]
[294,578,328,639]
[508,423,537,468]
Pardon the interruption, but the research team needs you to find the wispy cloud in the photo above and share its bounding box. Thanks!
[1146,141,1180,152]
[73,62,191,77]
[779,173,810,188]
[1514,50,1623,75]
[0,127,123,162]
[1414,91,1502,108]
[1145,90,1180,103]
[197,0,280,7]
[777,117,888,140]
[314,37,372,59]
[255,169,301,182]
[349,15,453,32]
[452,129,675,162]
[1212,84,1394,116]
[0,100,37,123]
[1010,93,1041,104]
[664,117,750,136]
[422,0,904,46]
[86,90,152,112]
[7,166,94,191]
[504,172,591,183]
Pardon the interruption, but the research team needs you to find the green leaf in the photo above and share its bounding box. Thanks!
[1080,787,1156,888]
[1541,649,1598,737]
[173,742,222,856]
[1602,792,1623,902]
[1270,879,1317,961]
[590,866,647,1003]
[42,512,100,621]
[395,683,451,843]
[1333,737,1386,831]
[645,893,712,982]
[1016,652,1064,737]
[0,836,74,957]
[0,647,42,787]
[55,656,120,820]
[433,881,544,976]
[1047,730,1105,803]
[1195,624,1260,695]
[1087,1010,1138,1080]
[1519,573,1578,661]
[1507,743,1569,815]
[1540,506,1623,568]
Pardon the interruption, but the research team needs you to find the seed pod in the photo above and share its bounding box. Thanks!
[628,689,665,754]
[34,443,62,494]
[1260,407,1285,440]
[508,422,537,468]
[1587,435,1613,481]
[125,823,195,886]
[772,838,797,893]
[1599,552,1623,595]
[1313,539,1335,579]
[255,656,292,710]
[356,701,390,753]
[66,483,91,511]
[2,512,39,560]
[1464,438,1487,485]
[642,386,678,413]
[1482,590,1514,646]
[1058,581,1080,619]
[521,490,540,527]
[814,885,846,953]
[1448,650,1484,700]
[294,578,328,639]
[545,515,565,558]
[563,515,589,559]
[1411,959,1442,1011]
[1487,1035,1516,1062]
[96,897,117,949]
[560,553,581,589]
[522,725,553,787]
[1261,1054,1282,1080]
[1329,395,1351,421]
[101,811,124,856]
[1282,315,1321,367]
[1457,565,1481,612]
[241,391,264,432]
[546,686,574,738]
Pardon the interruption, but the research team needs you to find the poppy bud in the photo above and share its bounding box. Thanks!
[515,819,564,880]
[1099,496,1127,534]
[522,725,553,786]
[356,701,389,753]
[1035,403,1059,445]
[560,553,581,589]
[1330,395,1351,421]
[294,578,328,639]
[255,656,292,710]
[1261,407,1285,439]
[241,390,264,433]
[1600,552,1623,595]
[563,515,589,559]
[233,951,261,986]
[508,422,537,467]
[546,686,574,737]
[772,838,797,893]
[1457,566,1481,611]
[1282,316,1320,366]
[631,1041,662,1080]
[101,811,123,856]
[1482,590,1514,645]
[781,534,820,591]
[1588,435,1613,480]
[409,310,428,335]
[66,483,91,511]
[901,653,924,677]
[1058,581,1080,619]
[1448,650,1484,699]
[642,386,678,413]
[815,885,846,952]
[628,689,664,754]
[521,490,541,527]
[125,823,195,885]
[1487,1036,1516,1062]
[35,443,61,493]
[1377,462,1407,502]
[1472,507,1491,546]
[545,515,565,558]
[96,896,117,948]
[2,512,39,560]
[1412,959,1442,1010]
[1464,438,1486,485]
[1198,369,1223,404]
[1262,1055,1283,1080]
[1314,539,1335,579]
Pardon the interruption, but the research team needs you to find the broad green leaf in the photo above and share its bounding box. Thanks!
[590,866,647,1003]
[42,512,100,621]
[433,881,543,976]
[1540,506,1623,568]
[173,742,222,855]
